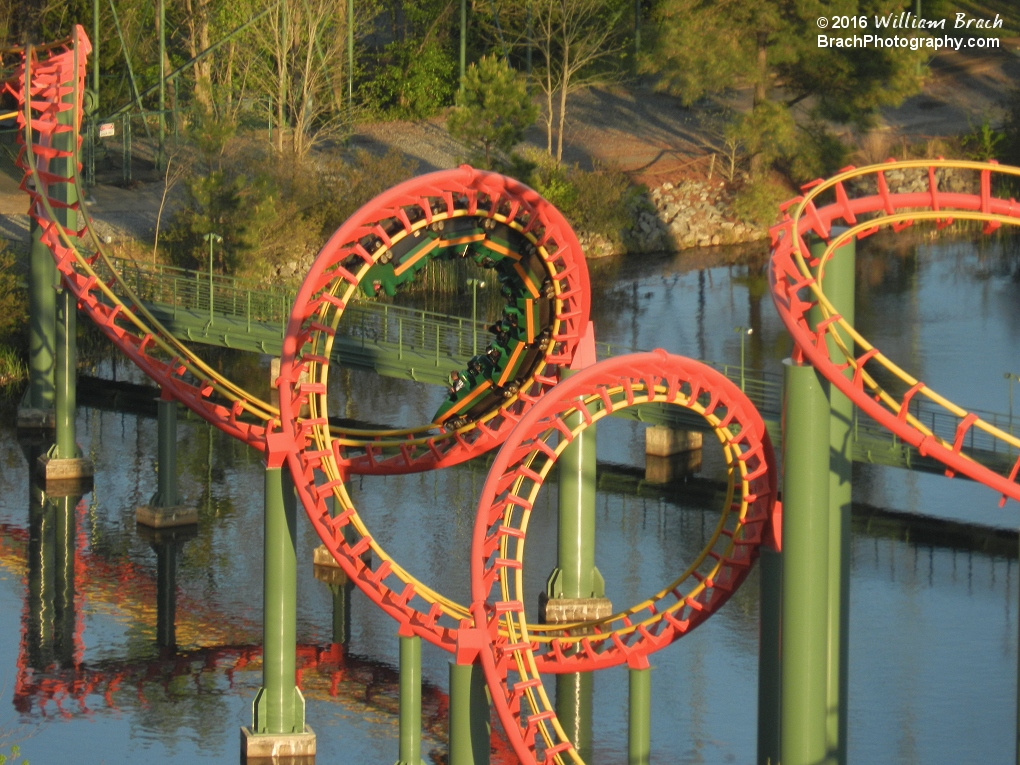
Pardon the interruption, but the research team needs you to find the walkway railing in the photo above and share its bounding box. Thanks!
[106,256,1018,463]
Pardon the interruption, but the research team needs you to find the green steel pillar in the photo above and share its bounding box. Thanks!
[252,466,305,734]
[459,0,467,89]
[331,580,353,646]
[396,632,423,765]
[449,660,490,765]
[628,662,651,765]
[781,359,831,765]
[27,484,55,670]
[547,369,603,601]
[808,233,856,765]
[155,396,179,507]
[53,288,78,459]
[757,547,782,765]
[28,221,56,411]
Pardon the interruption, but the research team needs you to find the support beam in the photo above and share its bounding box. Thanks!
[808,233,856,765]
[757,547,782,765]
[244,465,314,760]
[628,660,651,765]
[396,632,422,765]
[136,395,197,527]
[780,359,831,765]
[449,660,490,765]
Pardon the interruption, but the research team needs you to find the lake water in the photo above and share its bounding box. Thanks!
[0,231,1018,763]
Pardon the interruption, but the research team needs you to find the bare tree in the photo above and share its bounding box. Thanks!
[498,0,624,163]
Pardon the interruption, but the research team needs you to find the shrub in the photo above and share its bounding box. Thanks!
[733,176,788,227]
[368,39,457,119]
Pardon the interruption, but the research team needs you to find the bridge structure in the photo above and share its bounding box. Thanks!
[8,26,1020,765]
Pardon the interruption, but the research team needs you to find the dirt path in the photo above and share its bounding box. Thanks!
[1,40,1017,247]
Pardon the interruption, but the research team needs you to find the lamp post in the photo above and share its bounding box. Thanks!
[204,233,223,325]
[467,278,485,356]
[1006,372,1019,435]
[734,326,753,391]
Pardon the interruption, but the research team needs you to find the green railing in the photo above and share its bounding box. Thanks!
[105,256,1019,463]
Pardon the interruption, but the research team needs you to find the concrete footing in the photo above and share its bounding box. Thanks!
[539,595,613,625]
[312,544,349,586]
[645,425,703,457]
[645,451,702,484]
[136,505,199,528]
[37,455,94,480]
[241,725,316,762]
[17,407,55,430]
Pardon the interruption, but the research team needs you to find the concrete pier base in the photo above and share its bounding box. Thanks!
[538,595,613,625]
[645,425,703,457]
[312,544,349,586]
[135,505,199,528]
[644,451,702,484]
[241,725,316,762]
[37,456,94,496]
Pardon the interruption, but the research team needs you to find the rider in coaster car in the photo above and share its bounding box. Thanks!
[448,370,465,400]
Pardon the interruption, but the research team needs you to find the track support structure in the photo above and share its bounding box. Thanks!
[808,233,856,765]
[243,464,314,761]
[628,658,651,765]
[396,631,422,765]
[449,659,490,765]
[136,394,198,528]
[780,359,832,765]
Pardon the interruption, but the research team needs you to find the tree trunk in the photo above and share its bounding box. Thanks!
[749,32,769,177]
[275,0,289,153]
[184,0,214,113]
[556,27,569,164]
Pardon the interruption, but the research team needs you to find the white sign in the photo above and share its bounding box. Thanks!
[98,122,115,138]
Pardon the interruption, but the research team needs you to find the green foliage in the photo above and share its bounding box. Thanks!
[316,149,420,236]
[447,56,537,169]
[0,742,26,765]
[785,121,852,183]
[368,39,457,119]
[961,119,1005,162]
[733,176,788,227]
[732,102,799,176]
[518,148,638,243]
[0,244,26,343]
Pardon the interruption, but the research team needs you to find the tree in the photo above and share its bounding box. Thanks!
[493,0,626,163]
[447,55,537,168]
[642,0,926,177]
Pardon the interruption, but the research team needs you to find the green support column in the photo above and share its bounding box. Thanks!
[556,672,593,763]
[28,223,56,411]
[51,66,79,458]
[396,632,422,765]
[331,579,353,646]
[252,466,305,734]
[155,397,179,507]
[781,359,831,765]
[449,660,490,765]
[27,485,55,670]
[808,233,856,765]
[757,547,782,765]
[628,662,651,765]
[53,287,78,459]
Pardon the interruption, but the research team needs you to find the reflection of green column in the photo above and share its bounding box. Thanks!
[396,633,422,765]
[781,359,831,765]
[331,580,353,646]
[556,672,593,762]
[449,660,489,765]
[629,663,651,765]
[53,495,77,667]
[28,220,56,410]
[27,484,55,670]
[808,234,856,765]
[155,537,178,650]
[757,547,782,764]
[253,466,305,734]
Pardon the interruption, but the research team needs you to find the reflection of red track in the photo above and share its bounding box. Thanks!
[768,160,1020,503]
[468,351,777,763]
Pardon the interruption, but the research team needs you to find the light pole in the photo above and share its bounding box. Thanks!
[467,278,485,356]
[204,232,223,325]
[1005,372,1019,434]
[734,326,753,391]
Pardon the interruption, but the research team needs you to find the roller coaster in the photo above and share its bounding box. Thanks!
[7,26,1020,765]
